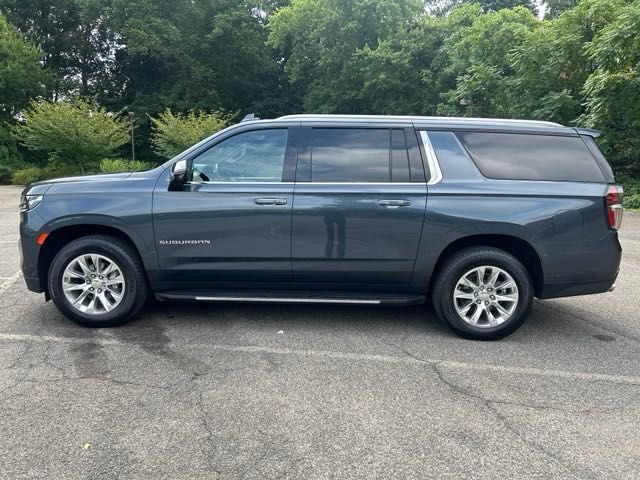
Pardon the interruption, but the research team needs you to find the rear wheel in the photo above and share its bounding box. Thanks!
[48,235,148,327]
[432,247,533,340]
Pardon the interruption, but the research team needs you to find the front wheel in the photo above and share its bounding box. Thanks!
[48,235,148,327]
[432,247,533,340]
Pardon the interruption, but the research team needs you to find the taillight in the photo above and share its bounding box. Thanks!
[605,185,624,230]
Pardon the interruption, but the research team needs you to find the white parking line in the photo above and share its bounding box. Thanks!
[0,271,22,295]
[0,330,639,386]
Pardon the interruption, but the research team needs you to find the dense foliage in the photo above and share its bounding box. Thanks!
[150,110,231,159]
[0,0,639,190]
[15,98,129,174]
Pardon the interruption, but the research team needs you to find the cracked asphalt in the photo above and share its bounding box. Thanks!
[1,185,639,479]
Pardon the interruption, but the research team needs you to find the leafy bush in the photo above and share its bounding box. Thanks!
[12,167,45,185]
[14,98,129,175]
[12,164,83,185]
[625,194,640,210]
[0,165,13,184]
[150,109,230,159]
[99,158,152,173]
[620,177,640,210]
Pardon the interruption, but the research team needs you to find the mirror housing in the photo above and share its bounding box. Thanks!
[169,159,188,191]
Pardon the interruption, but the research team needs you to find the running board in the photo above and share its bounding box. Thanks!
[155,290,425,306]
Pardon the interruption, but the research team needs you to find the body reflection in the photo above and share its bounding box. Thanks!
[324,210,346,258]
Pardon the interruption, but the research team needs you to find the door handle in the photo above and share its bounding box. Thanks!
[377,199,411,208]
[255,197,287,206]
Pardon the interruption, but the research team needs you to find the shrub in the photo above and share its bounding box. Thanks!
[624,194,640,210]
[150,109,230,159]
[99,158,152,173]
[0,165,12,184]
[14,98,129,175]
[12,166,45,185]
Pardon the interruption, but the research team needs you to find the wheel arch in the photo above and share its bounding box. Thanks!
[428,234,544,297]
[38,223,148,295]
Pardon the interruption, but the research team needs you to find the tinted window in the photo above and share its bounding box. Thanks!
[457,132,605,183]
[428,131,483,181]
[192,129,287,182]
[581,135,615,183]
[311,129,390,182]
[391,130,410,182]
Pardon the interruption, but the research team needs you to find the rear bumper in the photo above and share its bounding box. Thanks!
[538,274,618,300]
[539,229,621,300]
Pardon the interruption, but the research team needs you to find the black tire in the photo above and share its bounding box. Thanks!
[48,235,149,327]
[431,247,533,340]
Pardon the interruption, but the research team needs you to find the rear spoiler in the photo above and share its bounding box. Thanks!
[575,127,602,138]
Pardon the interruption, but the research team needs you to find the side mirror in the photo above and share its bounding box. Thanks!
[169,159,188,191]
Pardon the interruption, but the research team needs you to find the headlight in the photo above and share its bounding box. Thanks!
[19,194,43,213]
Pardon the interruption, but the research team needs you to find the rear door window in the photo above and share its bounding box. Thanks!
[456,132,606,183]
[310,128,390,182]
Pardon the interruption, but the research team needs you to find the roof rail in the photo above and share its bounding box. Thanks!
[241,114,260,122]
[277,114,563,127]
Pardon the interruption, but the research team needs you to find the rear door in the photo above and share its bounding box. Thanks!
[291,125,427,286]
[153,124,297,289]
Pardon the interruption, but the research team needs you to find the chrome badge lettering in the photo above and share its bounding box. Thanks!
[159,240,212,245]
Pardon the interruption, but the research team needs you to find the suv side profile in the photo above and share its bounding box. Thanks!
[19,115,623,340]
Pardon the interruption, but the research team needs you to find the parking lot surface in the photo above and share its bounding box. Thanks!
[1,185,639,479]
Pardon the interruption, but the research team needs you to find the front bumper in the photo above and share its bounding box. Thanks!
[19,209,46,294]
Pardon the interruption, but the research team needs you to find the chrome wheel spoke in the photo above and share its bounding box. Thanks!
[460,276,478,289]
[73,288,92,305]
[487,268,500,287]
[493,302,512,318]
[62,253,126,316]
[494,293,518,303]
[105,275,123,287]
[468,305,483,325]
[76,257,92,276]
[64,283,86,292]
[453,265,519,329]
[64,270,85,279]
[495,279,516,290]
[454,289,475,300]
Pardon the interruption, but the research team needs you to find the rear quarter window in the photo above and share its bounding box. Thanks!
[456,132,606,183]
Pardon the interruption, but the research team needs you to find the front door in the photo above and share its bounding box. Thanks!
[153,126,295,289]
[291,127,427,287]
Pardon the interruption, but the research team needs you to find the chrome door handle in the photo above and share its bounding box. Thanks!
[377,199,411,208]
[255,197,287,206]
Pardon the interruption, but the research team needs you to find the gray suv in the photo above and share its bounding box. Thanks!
[19,115,623,340]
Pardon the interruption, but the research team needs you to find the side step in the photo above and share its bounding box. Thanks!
[155,290,425,306]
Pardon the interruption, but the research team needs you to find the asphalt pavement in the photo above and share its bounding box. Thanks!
[0,185,639,479]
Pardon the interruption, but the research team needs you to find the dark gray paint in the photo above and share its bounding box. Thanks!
[19,116,621,303]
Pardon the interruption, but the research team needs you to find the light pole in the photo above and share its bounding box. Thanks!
[459,99,474,117]
[128,111,135,162]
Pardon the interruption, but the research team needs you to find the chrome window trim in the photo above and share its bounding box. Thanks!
[420,131,443,186]
[296,182,426,186]
[188,181,294,185]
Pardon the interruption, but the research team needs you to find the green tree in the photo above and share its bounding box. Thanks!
[581,0,640,174]
[428,0,537,16]
[542,0,579,19]
[14,98,129,174]
[0,13,47,121]
[0,0,118,99]
[510,0,626,124]
[150,109,230,159]
[0,13,48,168]
[432,5,538,117]
[269,0,425,113]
